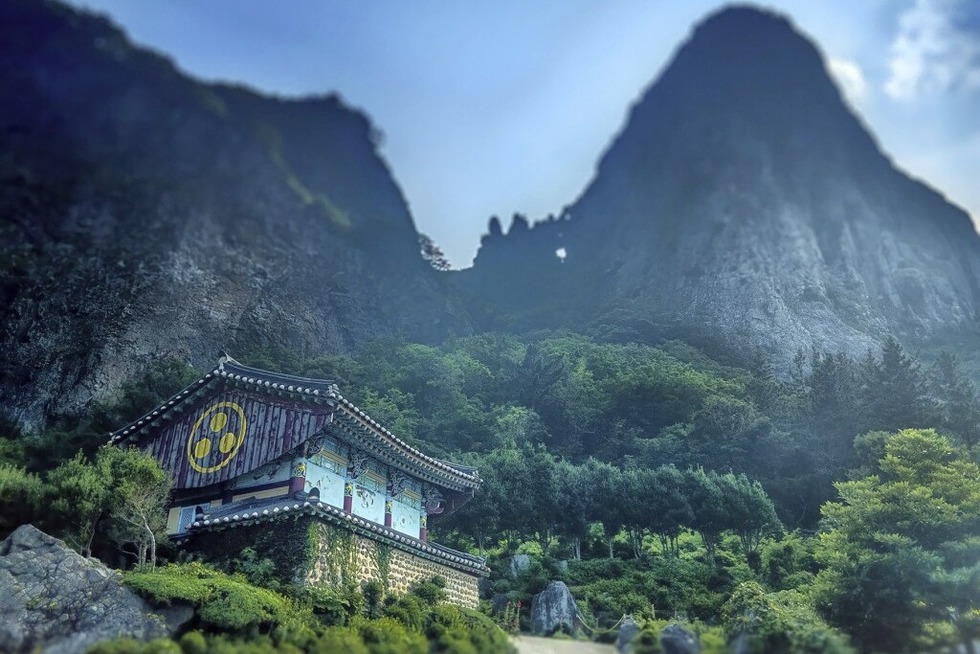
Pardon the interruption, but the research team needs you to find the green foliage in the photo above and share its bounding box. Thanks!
[0,463,45,538]
[632,626,663,654]
[9,329,980,649]
[232,547,280,590]
[722,582,853,653]
[311,627,371,654]
[294,584,362,626]
[87,638,183,654]
[354,616,428,654]
[381,593,427,632]
[814,429,980,652]
[409,575,448,606]
[564,556,723,625]
[99,445,172,567]
[124,562,296,634]
[758,531,818,591]
[46,451,110,556]
[43,445,171,562]
[187,518,316,588]
[362,579,385,619]
[178,631,207,654]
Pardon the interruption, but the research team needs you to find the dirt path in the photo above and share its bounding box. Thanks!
[511,635,616,654]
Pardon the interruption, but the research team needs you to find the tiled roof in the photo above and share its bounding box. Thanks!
[109,355,479,490]
[187,494,489,576]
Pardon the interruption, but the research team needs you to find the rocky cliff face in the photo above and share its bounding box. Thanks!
[0,1,469,429]
[461,7,980,367]
[6,3,980,430]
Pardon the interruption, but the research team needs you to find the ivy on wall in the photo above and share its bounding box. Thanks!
[370,542,393,592]
[315,522,358,586]
[186,516,316,586]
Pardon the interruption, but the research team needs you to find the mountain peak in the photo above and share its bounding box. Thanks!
[609,4,870,170]
[462,4,980,372]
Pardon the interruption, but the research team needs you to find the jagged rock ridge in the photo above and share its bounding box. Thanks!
[0,0,469,429]
[460,7,980,368]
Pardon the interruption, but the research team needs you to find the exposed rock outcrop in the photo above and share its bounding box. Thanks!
[461,6,980,372]
[529,580,579,635]
[0,525,167,654]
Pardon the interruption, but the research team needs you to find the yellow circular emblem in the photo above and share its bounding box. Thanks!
[186,401,248,474]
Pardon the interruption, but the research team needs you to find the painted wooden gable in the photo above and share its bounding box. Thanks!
[146,381,334,489]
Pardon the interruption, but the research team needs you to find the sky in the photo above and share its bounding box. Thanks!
[70,0,980,268]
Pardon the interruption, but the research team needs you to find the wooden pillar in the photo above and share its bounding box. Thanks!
[343,481,353,513]
[419,513,428,542]
[384,499,393,528]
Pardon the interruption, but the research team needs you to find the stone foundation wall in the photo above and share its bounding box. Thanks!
[305,522,480,608]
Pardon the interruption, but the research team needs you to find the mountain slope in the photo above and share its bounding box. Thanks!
[0,0,469,429]
[460,7,980,367]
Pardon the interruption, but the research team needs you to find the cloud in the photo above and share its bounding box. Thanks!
[828,57,868,106]
[885,0,980,99]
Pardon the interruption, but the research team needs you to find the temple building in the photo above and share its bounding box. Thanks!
[109,355,487,606]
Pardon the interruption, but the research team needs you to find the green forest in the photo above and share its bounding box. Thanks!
[3,331,980,653]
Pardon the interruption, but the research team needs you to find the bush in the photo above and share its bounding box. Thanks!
[293,583,361,626]
[354,616,428,654]
[759,532,818,592]
[382,594,427,632]
[409,575,447,605]
[363,579,385,619]
[87,639,182,654]
[457,607,515,654]
[124,562,299,634]
[722,582,853,654]
[0,463,44,537]
[307,627,370,654]
[177,631,207,654]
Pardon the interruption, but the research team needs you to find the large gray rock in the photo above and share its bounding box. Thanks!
[509,554,531,578]
[616,615,640,653]
[661,623,701,654]
[0,525,168,654]
[530,580,579,636]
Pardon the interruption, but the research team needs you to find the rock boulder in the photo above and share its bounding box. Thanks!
[529,580,579,636]
[509,554,531,578]
[661,623,701,654]
[616,615,640,653]
[0,525,168,654]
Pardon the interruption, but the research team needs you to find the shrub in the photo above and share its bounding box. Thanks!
[722,582,853,654]
[457,607,514,654]
[87,639,182,654]
[409,575,447,605]
[124,562,298,634]
[354,616,428,654]
[294,583,361,626]
[177,631,207,654]
[308,627,370,654]
[363,579,385,619]
[382,593,427,632]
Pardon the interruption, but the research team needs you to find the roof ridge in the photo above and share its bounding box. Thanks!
[220,359,336,391]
